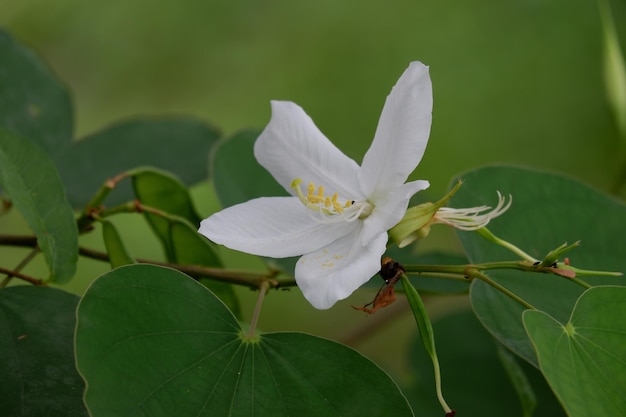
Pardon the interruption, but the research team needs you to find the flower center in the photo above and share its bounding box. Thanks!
[291,178,373,223]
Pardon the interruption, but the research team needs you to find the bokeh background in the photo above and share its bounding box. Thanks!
[2,0,625,405]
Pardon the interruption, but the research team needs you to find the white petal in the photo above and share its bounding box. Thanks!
[254,101,363,200]
[361,180,430,245]
[359,62,433,197]
[295,226,388,309]
[198,197,358,258]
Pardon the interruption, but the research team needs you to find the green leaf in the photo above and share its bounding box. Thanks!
[0,287,87,417]
[523,286,626,417]
[56,117,221,208]
[75,264,413,417]
[405,309,566,417]
[0,130,78,282]
[101,220,135,267]
[131,167,202,261]
[451,166,626,365]
[496,345,537,417]
[169,219,239,318]
[211,129,287,208]
[0,30,73,156]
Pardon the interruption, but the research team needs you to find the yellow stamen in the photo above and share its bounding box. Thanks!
[291,178,356,216]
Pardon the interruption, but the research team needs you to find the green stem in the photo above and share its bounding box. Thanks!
[0,249,42,287]
[76,172,128,232]
[475,228,537,262]
[248,281,270,338]
[468,268,536,310]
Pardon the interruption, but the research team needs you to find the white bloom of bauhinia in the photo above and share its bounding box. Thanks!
[199,61,432,309]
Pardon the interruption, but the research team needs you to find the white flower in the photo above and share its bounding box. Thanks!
[199,62,432,309]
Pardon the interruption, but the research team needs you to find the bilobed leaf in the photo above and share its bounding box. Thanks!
[0,30,73,156]
[101,220,135,267]
[451,166,626,365]
[0,130,78,282]
[56,117,221,208]
[0,287,87,417]
[75,265,413,417]
[523,286,626,417]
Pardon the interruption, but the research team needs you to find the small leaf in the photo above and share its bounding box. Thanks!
[0,30,73,156]
[101,220,135,267]
[75,264,414,417]
[56,117,221,208]
[0,287,87,417]
[523,286,626,417]
[0,130,78,282]
[131,167,201,261]
[401,275,453,415]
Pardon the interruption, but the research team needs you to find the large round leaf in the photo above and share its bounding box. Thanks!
[451,166,626,365]
[56,117,221,207]
[523,286,626,417]
[0,287,86,417]
[75,264,413,417]
[0,130,78,282]
[0,30,73,156]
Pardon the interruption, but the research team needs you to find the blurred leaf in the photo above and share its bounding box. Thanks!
[131,167,201,260]
[0,30,73,156]
[56,117,221,208]
[169,219,239,318]
[405,309,565,417]
[496,345,537,417]
[0,287,87,417]
[211,129,287,208]
[76,264,414,417]
[598,0,626,139]
[451,166,626,365]
[101,220,135,267]
[0,130,78,282]
[523,286,626,417]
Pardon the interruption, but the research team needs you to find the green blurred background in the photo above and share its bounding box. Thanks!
[2,0,625,401]
[4,0,625,198]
